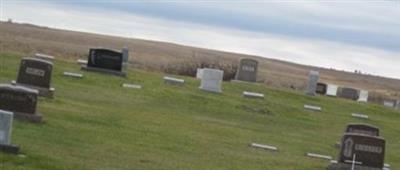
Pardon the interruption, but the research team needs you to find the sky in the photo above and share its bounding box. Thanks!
[1,0,400,78]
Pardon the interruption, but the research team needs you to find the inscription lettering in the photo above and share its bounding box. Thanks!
[25,67,45,77]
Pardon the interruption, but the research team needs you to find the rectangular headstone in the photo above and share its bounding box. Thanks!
[304,104,322,111]
[306,70,319,96]
[82,48,126,76]
[164,76,184,86]
[235,58,258,82]
[345,123,379,137]
[0,84,42,122]
[122,47,129,63]
[338,87,359,100]
[196,68,203,79]
[358,90,369,102]
[326,84,338,97]
[199,68,223,93]
[316,82,327,95]
[243,91,264,99]
[16,58,53,89]
[0,110,13,145]
[338,133,385,168]
[383,100,395,108]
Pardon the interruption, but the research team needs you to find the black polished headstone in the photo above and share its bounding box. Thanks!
[345,123,379,137]
[235,58,258,83]
[338,133,385,168]
[16,57,53,89]
[339,87,359,100]
[316,82,327,95]
[87,48,123,71]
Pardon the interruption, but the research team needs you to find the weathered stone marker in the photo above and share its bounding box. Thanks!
[77,59,88,65]
[306,152,332,160]
[243,91,264,99]
[306,70,319,96]
[63,72,83,78]
[358,90,369,102]
[196,68,203,79]
[383,99,396,108]
[12,57,55,98]
[351,113,369,120]
[338,87,359,101]
[345,123,379,137]
[249,143,278,152]
[0,110,20,154]
[122,83,142,89]
[304,104,322,111]
[164,76,185,86]
[235,58,258,83]
[0,84,42,123]
[331,133,385,169]
[199,68,223,93]
[34,53,54,61]
[81,48,126,77]
[316,82,327,95]
[122,47,129,63]
[326,84,338,97]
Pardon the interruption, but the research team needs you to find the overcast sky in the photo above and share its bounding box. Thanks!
[1,0,400,78]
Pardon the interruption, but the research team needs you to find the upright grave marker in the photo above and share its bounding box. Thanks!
[13,57,54,97]
[358,90,369,102]
[383,100,395,108]
[338,87,359,101]
[196,68,203,79]
[122,47,129,63]
[199,68,223,93]
[316,82,327,95]
[0,84,42,123]
[0,110,20,154]
[235,58,258,83]
[328,133,385,169]
[326,84,338,97]
[306,70,319,96]
[81,48,126,76]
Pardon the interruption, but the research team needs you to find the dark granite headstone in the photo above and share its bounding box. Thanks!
[316,82,327,95]
[14,58,54,97]
[82,48,126,76]
[338,87,359,100]
[338,133,385,168]
[345,123,379,137]
[235,58,258,82]
[0,84,42,123]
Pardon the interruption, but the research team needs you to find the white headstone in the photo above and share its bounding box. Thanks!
[243,91,264,99]
[326,84,338,96]
[306,70,319,96]
[358,90,369,102]
[199,68,223,93]
[122,83,142,89]
[196,68,204,79]
[250,143,278,152]
[0,110,13,145]
[383,100,395,108]
[164,76,185,86]
[122,47,129,63]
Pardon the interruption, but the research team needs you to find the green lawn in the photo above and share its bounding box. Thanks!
[0,53,399,170]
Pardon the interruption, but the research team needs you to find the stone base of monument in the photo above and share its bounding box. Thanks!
[0,144,20,154]
[327,162,383,170]
[11,81,55,98]
[13,112,43,123]
[81,66,126,77]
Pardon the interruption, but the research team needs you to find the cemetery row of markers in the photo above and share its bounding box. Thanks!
[0,47,390,169]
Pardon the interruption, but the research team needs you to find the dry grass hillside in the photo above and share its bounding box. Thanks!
[1,21,399,100]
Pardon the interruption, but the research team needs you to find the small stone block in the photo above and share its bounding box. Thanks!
[0,144,20,154]
[77,59,88,65]
[63,72,83,78]
[304,105,322,111]
[243,91,264,99]
[34,53,54,61]
[164,76,184,86]
[249,143,278,152]
[306,152,332,160]
[122,83,142,89]
[351,113,369,119]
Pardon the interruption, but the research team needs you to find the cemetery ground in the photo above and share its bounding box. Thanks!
[0,53,399,170]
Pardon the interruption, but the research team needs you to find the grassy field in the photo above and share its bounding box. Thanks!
[0,53,399,170]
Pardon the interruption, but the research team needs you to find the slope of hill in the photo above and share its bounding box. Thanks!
[0,22,400,100]
[0,53,399,170]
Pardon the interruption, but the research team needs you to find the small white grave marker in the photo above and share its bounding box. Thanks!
[306,152,332,160]
[34,53,54,61]
[249,143,278,152]
[243,91,264,99]
[77,59,88,65]
[122,83,142,89]
[304,105,322,111]
[351,113,369,119]
[63,72,83,78]
[164,76,184,86]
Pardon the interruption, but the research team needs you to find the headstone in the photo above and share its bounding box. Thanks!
[235,58,258,82]
[34,53,54,61]
[338,87,359,101]
[316,82,327,95]
[77,59,88,65]
[122,83,142,89]
[81,48,126,76]
[351,113,369,120]
[336,133,385,169]
[306,70,319,96]
[326,84,338,97]
[395,100,400,110]
[0,110,20,154]
[306,152,332,160]
[249,143,278,152]
[304,104,322,111]
[345,123,379,137]
[122,47,129,63]
[199,68,223,93]
[63,72,83,78]
[358,90,369,102]
[0,84,42,123]
[196,68,203,79]
[164,76,185,86]
[243,91,264,99]
[383,100,395,108]
[13,57,55,98]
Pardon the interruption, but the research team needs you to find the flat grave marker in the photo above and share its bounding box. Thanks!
[249,143,278,152]
[243,91,264,99]
[63,72,83,78]
[122,83,142,89]
[304,104,322,112]
[164,76,185,86]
